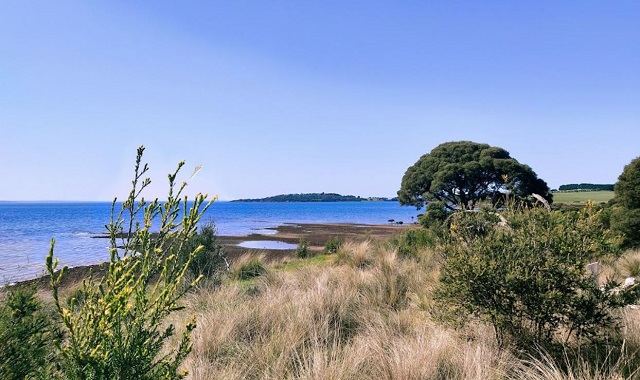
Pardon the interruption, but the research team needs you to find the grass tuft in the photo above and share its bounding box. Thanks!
[230,253,268,280]
[618,249,640,278]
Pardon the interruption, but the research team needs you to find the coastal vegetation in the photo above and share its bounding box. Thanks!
[22,146,221,380]
[398,141,552,211]
[232,193,397,202]
[1,143,639,379]
[435,204,632,349]
[177,235,640,379]
[610,156,640,249]
[3,224,640,379]
[0,285,58,379]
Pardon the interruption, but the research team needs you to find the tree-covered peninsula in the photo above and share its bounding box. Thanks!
[232,193,397,202]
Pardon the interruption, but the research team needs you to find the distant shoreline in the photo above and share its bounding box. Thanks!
[232,193,398,203]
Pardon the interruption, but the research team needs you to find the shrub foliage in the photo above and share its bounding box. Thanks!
[611,155,640,248]
[323,237,342,254]
[46,146,213,379]
[0,286,58,379]
[296,239,311,258]
[435,204,633,348]
[181,221,228,281]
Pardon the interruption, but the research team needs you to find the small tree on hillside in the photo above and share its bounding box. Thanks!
[611,156,640,248]
[398,141,552,211]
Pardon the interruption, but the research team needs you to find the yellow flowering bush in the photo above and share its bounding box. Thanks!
[47,146,212,379]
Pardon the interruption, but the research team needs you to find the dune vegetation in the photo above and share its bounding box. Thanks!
[175,216,640,379]
[3,234,640,379]
[2,146,640,379]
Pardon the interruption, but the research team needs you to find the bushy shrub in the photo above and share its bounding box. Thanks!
[612,208,640,249]
[46,146,211,379]
[447,208,502,241]
[611,156,640,248]
[323,237,342,254]
[389,227,438,260]
[181,221,228,281]
[435,204,635,349]
[0,285,58,379]
[296,239,310,258]
[419,200,452,228]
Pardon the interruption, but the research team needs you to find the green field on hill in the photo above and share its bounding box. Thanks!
[552,191,614,204]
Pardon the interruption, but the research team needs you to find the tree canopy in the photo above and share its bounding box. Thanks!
[611,156,640,248]
[398,141,552,210]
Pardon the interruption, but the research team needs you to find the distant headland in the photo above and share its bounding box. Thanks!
[231,193,398,202]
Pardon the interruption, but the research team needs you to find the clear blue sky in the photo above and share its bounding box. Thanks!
[1,1,638,201]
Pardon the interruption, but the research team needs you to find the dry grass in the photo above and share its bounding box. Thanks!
[593,249,640,287]
[21,236,640,380]
[180,240,518,379]
[622,307,640,350]
[174,238,640,379]
[229,252,268,280]
[513,343,640,380]
[618,249,640,279]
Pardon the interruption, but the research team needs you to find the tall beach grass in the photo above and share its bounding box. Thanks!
[176,239,640,379]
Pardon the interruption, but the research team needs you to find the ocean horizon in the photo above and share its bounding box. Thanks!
[0,201,420,283]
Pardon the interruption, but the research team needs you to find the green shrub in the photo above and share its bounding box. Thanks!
[296,239,310,258]
[46,146,211,379]
[181,221,228,282]
[446,208,501,241]
[0,285,58,379]
[323,237,342,254]
[419,201,452,228]
[435,204,635,349]
[389,228,438,260]
[610,156,640,248]
[612,207,640,249]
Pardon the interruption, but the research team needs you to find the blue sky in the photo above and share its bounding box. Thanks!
[1,1,638,201]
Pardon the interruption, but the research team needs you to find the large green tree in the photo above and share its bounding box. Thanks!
[611,156,640,248]
[398,141,552,210]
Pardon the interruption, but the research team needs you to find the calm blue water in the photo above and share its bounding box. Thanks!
[0,201,419,283]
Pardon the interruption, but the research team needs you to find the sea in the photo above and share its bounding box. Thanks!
[0,201,420,283]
